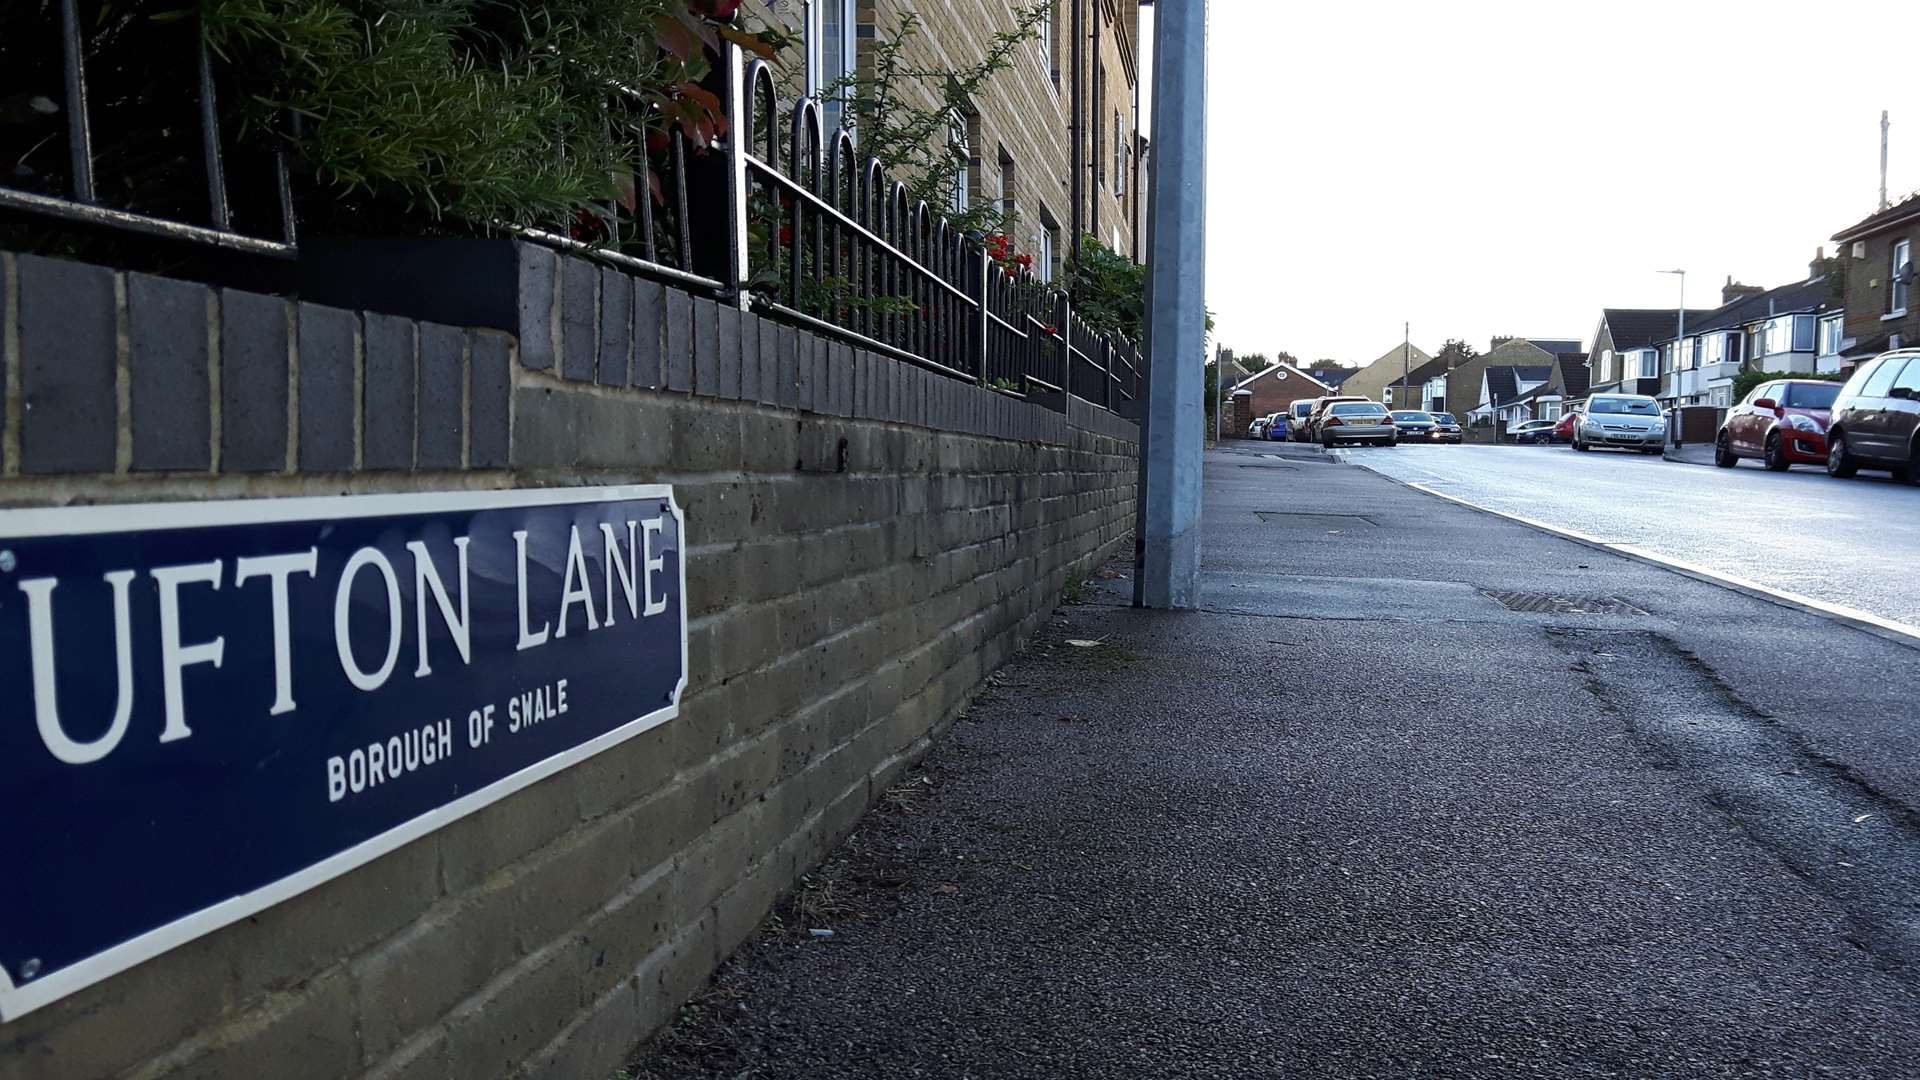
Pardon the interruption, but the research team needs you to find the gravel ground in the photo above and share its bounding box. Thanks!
[622,446,1920,1079]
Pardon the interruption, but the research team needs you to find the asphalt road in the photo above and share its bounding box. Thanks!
[627,445,1920,1079]
[1341,441,1920,632]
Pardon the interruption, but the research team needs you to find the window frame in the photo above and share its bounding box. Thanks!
[1892,238,1912,315]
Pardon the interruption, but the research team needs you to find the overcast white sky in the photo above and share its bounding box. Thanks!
[1197,0,1920,366]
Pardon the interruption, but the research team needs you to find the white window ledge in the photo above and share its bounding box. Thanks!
[1883,310,1909,321]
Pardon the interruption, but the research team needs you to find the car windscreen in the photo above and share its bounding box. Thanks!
[1782,383,1840,409]
[1391,412,1433,421]
[1588,397,1659,415]
[1331,404,1387,417]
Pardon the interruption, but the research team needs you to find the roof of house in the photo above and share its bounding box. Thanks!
[1555,353,1590,399]
[1304,367,1357,388]
[1833,193,1920,243]
[1484,365,1552,406]
[1662,276,1836,339]
[1386,357,1450,388]
[1603,309,1715,351]
[1524,338,1581,356]
[1227,360,1335,396]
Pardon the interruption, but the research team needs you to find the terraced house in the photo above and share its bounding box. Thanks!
[1831,193,1920,364]
[1654,266,1843,408]
[752,0,1150,277]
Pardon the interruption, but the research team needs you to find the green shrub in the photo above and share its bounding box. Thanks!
[1731,368,1846,402]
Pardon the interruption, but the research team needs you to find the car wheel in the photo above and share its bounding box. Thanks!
[1714,432,1737,468]
[1573,434,1590,452]
[1826,430,1859,478]
[1763,431,1790,472]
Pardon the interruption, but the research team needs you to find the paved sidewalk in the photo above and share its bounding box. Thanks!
[626,444,1920,1079]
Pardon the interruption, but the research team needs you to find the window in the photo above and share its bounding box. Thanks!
[1748,322,1768,360]
[1036,213,1058,284]
[1094,61,1105,187]
[805,0,858,127]
[948,111,976,217]
[1862,357,1903,398]
[1638,350,1658,379]
[1896,359,1920,394]
[1599,348,1613,380]
[1791,315,1815,352]
[1703,334,1725,366]
[1708,386,1732,408]
[1725,331,1743,367]
[1893,238,1912,314]
[1042,1,1059,85]
[998,149,1017,218]
[1114,112,1126,196]
[1818,314,1845,356]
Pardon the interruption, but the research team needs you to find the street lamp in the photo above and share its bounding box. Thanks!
[1658,268,1685,446]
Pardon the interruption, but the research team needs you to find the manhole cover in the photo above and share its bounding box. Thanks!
[1254,512,1378,528]
[1484,591,1646,616]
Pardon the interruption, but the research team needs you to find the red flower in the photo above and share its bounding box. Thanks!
[1013,253,1032,268]
[778,224,794,245]
[1042,324,1059,336]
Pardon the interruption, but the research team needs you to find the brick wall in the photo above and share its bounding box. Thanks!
[0,248,1137,1080]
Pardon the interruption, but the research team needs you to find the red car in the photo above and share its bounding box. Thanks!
[1551,408,1581,445]
[1714,378,1842,470]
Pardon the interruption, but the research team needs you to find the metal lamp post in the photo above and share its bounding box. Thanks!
[1658,268,1685,445]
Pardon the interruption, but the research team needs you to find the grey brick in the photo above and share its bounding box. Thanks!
[561,256,598,382]
[19,254,116,473]
[665,288,694,392]
[713,303,744,401]
[417,322,465,469]
[756,315,781,407]
[364,313,417,470]
[738,312,763,403]
[597,267,632,387]
[832,342,855,417]
[693,297,721,397]
[220,289,290,473]
[776,325,801,409]
[470,330,512,468]
[128,272,211,471]
[633,277,666,389]
[296,302,357,472]
[517,242,557,371]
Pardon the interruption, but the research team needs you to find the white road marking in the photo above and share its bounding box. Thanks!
[1397,478,1920,650]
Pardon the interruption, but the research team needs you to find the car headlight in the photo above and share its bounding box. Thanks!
[1785,414,1824,433]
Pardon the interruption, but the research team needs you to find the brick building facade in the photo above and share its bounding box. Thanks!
[1831,194,1920,361]
[747,1,1147,280]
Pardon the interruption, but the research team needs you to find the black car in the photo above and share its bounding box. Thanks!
[1389,410,1439,441]
[1826,349,1920,481]
[1428,413,1464,443]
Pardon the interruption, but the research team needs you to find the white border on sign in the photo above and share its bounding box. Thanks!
[0,485,691,1022]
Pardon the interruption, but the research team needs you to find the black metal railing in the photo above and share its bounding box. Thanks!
[0,2,295,257]
[1,21,1139,417]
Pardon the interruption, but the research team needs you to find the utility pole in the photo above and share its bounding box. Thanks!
[1135,0,1207,610]
[1401,321,1409,406]
[1882,110,1891,212]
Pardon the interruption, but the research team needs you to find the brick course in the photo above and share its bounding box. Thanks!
[0,250,1136,1080]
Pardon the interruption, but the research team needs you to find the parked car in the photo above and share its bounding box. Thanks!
[1287,398,1318,442]
[1265,413,1290,441]
[1507,419,1559,445]
[1825,349,1920,481]
[1715,379,1841,471]
[1320,402,1398,448]
[1303,395,1371,441]
[1389,410,1440,441]
[1571,394,1666,453]
[1551,407,1582,445]
[1429,413,1464,443]
[1247,415,1269,438]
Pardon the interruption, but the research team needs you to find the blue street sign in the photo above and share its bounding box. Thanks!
[0,486,687,1020]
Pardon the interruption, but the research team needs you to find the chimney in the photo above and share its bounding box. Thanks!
[1722,276,1764,305]
[1811,246,1827,280]
[1490,335,1515,350]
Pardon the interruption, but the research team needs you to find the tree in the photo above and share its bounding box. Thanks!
[1436,339,1479,368]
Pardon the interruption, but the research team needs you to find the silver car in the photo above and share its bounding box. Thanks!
[1572,394,1667,454]
[1320,402,1398,447]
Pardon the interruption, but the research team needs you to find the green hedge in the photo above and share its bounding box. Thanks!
[1730,368,1846,403]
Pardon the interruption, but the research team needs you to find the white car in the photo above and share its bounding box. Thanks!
[1247,416,1269,438]
[1507,419,1559,444]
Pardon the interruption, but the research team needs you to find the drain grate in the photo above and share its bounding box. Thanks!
[1484,591,1647,616]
